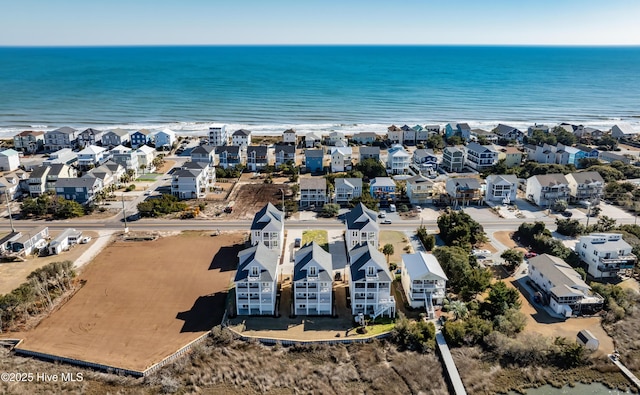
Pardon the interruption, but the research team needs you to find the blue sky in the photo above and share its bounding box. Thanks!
[2,0,639,46]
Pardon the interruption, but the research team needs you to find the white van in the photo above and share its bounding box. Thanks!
[389,204,396,212]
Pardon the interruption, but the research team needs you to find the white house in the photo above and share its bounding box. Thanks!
[77,145,107,169]
[155,129,176,149]
[293,242,333,316]
[335,177,362,204]
[525,174,570,207]
[14,130,45,153]
[387,125,403,144]
[348,243,395,318]
[43,148,77,166]
[611,123,638,140]
[234,243,279,316]
[401,252,447,318]
[330,147,352,173]
[299,177,327,208]
[327,131,347,147]
[304,133,323,148]
[575,233,637,279]
[283,128,297,145]
[232,129,252,147]
[209,125,228,146]
[565,171,604,204]
[405,175,435,205]
[48,228,83,255]
[27,165,50,197]
[190,145,215,165]
[171,165,207,199]
[528,254,604,317]
[250,203,285,253]
[110,145,139,176]
[345,203,379,250]
[0,149,21,171]
[485,174,518,203]
[464,142,498,171]
[136,145,157,172]
[442,146,465,173]
[387,144,411,175]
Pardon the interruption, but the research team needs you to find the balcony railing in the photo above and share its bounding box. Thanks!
[599,255,637,267]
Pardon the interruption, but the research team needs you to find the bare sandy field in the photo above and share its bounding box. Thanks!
[15,231,245,372]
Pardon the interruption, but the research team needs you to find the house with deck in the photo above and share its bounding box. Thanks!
[485,174,518,203]
[348,243,395,318]
[55,176,103,204]
[445,123,471,141]
[575,233,637,279]
[330,147,352,172]
[44,127,79,151]
[464,142,498,171]
[216,145,242,169]
[304,149,324,173]
[14,130,44,153]
[611,123,638,140]
[525,173,570,207]
[234,243,279,316]
[442,146,465,172]
[209,125,229,146]
[335,177,362,205]
[401,252,447,318]
[359,146,380,162]
[101,129,130,149]
[251,203,285,253]
[327,131,347,147]
[387,144,410,175]
[497,146,523,168]
[282,128,297,145]
[2,226,49,256]
[78,128,104,148]
[45,163,77,193]
[274,144,296,167]
[345,203,379,250]
[445,177,483,207]
[190,145,215,165]
[43,148,77,166]
[369,177,396,203]
[493,123,524,142]
[387,125,403,144]
[136,145,157,172]
[352,132,378,145]
[247,146,269,172]
[405,175,435,205]
[566,171,604,204]
[293,242,333,316]
[130,129,152,149]
[110,145,139,176]
[77,145,107,169]
[304,133,322,148]
[232,129,252,147]
[28,165,50,197]
[299,177,327,208]
[155,129,176,149]
[413,148,438,172]
[401,124,416,145]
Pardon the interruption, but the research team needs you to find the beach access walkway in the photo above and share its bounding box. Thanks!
[609,354,640,391]
[436,330,467,395]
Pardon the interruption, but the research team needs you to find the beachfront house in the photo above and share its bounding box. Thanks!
[136,145,157,172]
[421,125,441,140]
[0,149,20,172]
[110,145,139,177]
[387,125,403,144]
[401,125,416,145]
[442,146,465,173]
[387,144,411,175]
[327,131,347,147]
[274,144,296,168]
[45,163,77,193]
[251,203,285,253]
[293,242,333,316]
[401,252,447,317]
[464,142,498,171]
[345,203,379,250]
[299,177,327,208]
[55,176,103,205]
[330,147,352,172]
[527,124,551,136]
[304,149,324,173]
[525,173,570,207]
[335,177,362,205]
[348,243,395,318]
[352,132,378,145]
[611,123,639,140]
[232,129,252,147]
[14,131,45,153]
[359,146,380,162]
[413,149,439,172]
[304,133,322,148]
[282,128,297,145]
[498,146,523,168]
[78,128,104,148]
[565,171,604,204]
[528,254,604,317]
[471,129,499,144]
[369,177,396,203]
[493,123,524,142]
[209,125,229,146]
[576,233,637,279]
[130,129,152,149]
[445,177,483,207]
[190,145,215,165]
[101,129,130,149]
[485,174,518,203]
[48,228,83,255]
[44,127,79,151]
[155,129,176,150]
[405,175,435,205]
[77,145,107,169]
[234,243,279,316]
[247,146,269,172]
[216,145,242,169]
[445,123,471,141]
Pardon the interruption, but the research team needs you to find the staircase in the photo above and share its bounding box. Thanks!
[371,297,396,320]
[425,291,435,319]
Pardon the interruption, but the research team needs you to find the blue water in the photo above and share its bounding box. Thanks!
[0,46,639,136]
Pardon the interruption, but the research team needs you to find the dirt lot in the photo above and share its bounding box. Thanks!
[14,231,245,372]
[205,181,293,220]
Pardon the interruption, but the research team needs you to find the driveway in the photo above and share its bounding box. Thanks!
[328,230,348,278]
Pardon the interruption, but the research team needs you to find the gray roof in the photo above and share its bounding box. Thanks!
[106,129,130,137]
[359,146,380,155]
[50,228,82,246]
[181,161,208,170]
[173,169,201,178]
[486,174,519,184]
[370,177,396,188]
[567,171,604,185]
[345,203,378,231]
[300,177,327,190]
[191,145,215,155]
[349,243,392,282]
[251,202,284,231]
[294,242,333,282]
[52,126,77,134]
[56,177,100,189]
[445,146,463,154]
[532,173,569,187]
[493,123,521,135]
[81,128,103,135]
[48,163,68,177]
[305,149,324,158]
[274,144,296,154]
[247,146,268,156]
[29,165,50,179]
[234,243,279,282]
[449,177,482,190]
[466,142,497,154]
[457,123,471,130]
[354,132,378,139]
[335,177,362,190]
[233,129,251,136]
[413,148,436,159]
[216,145,240,154]
[529,254,590,298]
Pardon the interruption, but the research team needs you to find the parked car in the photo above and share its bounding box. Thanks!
[472,249,491,257]
[294,238,302,248]
[80,236,92,244]
[561,211,573,217]
[525,252,538,259]
[381,219,392,224]
[378,212,386,218]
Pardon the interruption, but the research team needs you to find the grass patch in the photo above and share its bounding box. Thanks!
[380,230,411,266]
[356,322,396,337]
[302,230,329,251]
[136,173,161,181]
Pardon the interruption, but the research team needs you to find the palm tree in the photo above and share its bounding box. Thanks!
[382,243,394,263]
[449,300,468,320]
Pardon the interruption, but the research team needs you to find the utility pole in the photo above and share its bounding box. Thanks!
[5,190,15,233]
[280,188,285,215]
[121,194,128,234]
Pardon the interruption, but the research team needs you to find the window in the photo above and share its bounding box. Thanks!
[367,266,375,276]
[309,266,317,276]
[250,266,259,277]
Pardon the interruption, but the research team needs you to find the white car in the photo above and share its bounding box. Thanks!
[472,249,491,256]
[378,212,386,218]
[80,236,92,244]
[381,219,392,225]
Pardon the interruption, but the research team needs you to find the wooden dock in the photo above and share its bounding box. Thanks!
[436,331,467,395]
[609,354,640,391]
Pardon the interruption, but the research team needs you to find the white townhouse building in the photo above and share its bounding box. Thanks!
[110,145,139,177]
[282,128,297,145]
[136,145,157,172]
[528,254,604,317]
[209,125,229,146]
[565,171,605,204]
[77,145,107,169]
[170,161,213,200]
[401,252,447,318]
[293,242,333,316]
[348,243,395,318]
[485,174,518,203]
[345,203,379,250]
[387,125,403,144]
[405,175,435,205]
[387,144,411,175]
[234,243,279,316]
[335,177,362,205]
[330,147,353,172]
[250,203,285,253]
[525,173,570,207]
[0,149,21,172]
[575,233,637,279]
[299,177,327,208]
[464,142,498,171]
[232,129,252,147]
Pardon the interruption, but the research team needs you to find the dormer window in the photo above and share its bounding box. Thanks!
[367,266,375,277]
[250,266,259,277]
[309,266,317,276]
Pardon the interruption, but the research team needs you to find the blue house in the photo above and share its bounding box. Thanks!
[130,129,151,149]
[55,176,103,204]
[305,149,324,173]
[576,144,600,160]
[413,148,438,170]
[370,177,396,203]
[216,146,242,169]
[445,123,471,141]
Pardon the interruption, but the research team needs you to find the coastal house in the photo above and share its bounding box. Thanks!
[327,131,347,147]
[387,125,403,144]
[0,149,20,172]
[401,125,416,145]
[575,144,600,161]
[485,174,518,203]
[43,148,77,167]
[232,129,252,147]
[345,203,379,250]
[282,128,297,145]
[445,123,471,141]
[246,146,269,172]
[387,144,411,175]
[55,176,103,205]
[3,226,50,256]
[611,123,638,140]
[304,133,323,148]
[216,145,242,169]
[44,127,79,151]
[493,123,524,142]
[155,129,176,149]
[183,160,215,186]
[299,177,327,208]
[110,145,139,176]
[557,144,588,167]
[130,129,152,149]
[86,161,123,189]
[370,177,396,203]
[304,149,324,173]
[405,175,435,205]
[78,128,104,148]
[401,252,447,317]
[209,125,229,146]
[413,148,439,172]
[359,146,380,162]
[251,203,285,253]
[352,132,378,145]
[0,173,23,200]
[565,171,604,204]
[464,142,498,171]
[471,129,499,144]
[190,145,215,165]
[171,163,208,200]
[445,177,483,207]
[101,129,130,149]
[347,243,395,318]
[45,163,76,193]
[234,243,279,316]
[330,147,352,172]
[77,145,107,169]
[136,145,157,172]
[48,228,83,255]
[441,146,465,173]
[293,242,333,316]
[599,151,632,165]
[27,165,50,197]
[335,177,362,205]
[575,233,637,279]
[422,125,441,139]
[528,254,604,317]
[497,146,523,168]
[527,124,551,136]
[274,144,296,167]
[525,174,570,207]
[13,130,44,153]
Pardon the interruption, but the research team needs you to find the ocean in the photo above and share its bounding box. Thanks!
[0,45,639,137]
